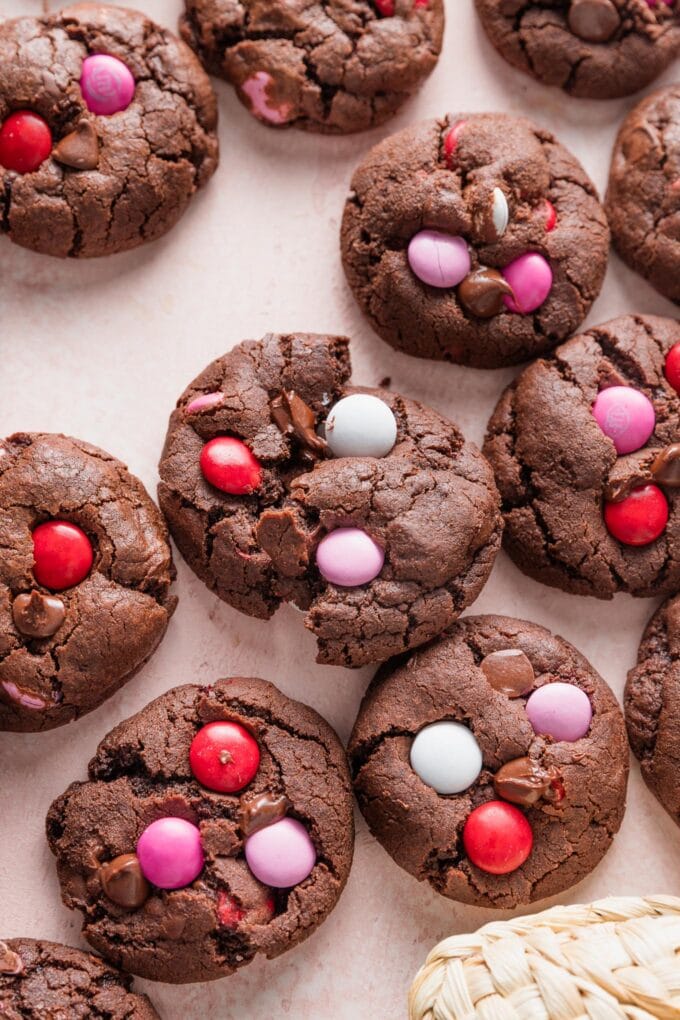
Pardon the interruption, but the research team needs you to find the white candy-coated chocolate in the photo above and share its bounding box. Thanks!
[410,721,482,795]
[325,393,397,459]
[492,188,509,237]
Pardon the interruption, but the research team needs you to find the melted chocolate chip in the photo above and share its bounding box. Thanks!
[52,120,99,171]
[271,390,327,455]
[238,791,291,837]
[458,268,514,319]
[0,942,23,975]
[12,591,65,639]
[650,444,680,487]
[480,648,535,697]
[493,756,562,807]
[99,854,150,910]
[568,0,621,43]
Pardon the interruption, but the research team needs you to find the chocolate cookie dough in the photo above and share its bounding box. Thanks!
[0,432,176,732]
[625,594,680,826]
[157,332,502,667]
[341,114,609,368]
[475,0,680,100]
[179,0,444,134]
[607,85,680,303]
[0,938,159,1018]
[349,616,629,909]
[47,677,354,984]
[0,4,218,258]
[483,315,680,598]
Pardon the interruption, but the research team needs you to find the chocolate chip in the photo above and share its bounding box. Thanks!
[650,444,680,487]
[568,0,621,43]
[270,390,327,456]
[237,791,291,837]
[99,854,150,910]
[52,120,99,171]
[458,268,514,319]
[493,756,562,807]
[0,942,23,975]
[12,591,65,639]
[480,648,535,697]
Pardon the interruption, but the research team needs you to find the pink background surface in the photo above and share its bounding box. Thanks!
[1,2,680,1017]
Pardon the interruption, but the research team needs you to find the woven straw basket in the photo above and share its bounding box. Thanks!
[408,896,680,1020]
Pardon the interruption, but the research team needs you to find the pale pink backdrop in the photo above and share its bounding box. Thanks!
[1,2,679,1017]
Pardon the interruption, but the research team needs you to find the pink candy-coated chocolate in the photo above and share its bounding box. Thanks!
[592,386,655,455]
[502,253,553,314]
[185,392,223,415]
[241,72,294,125]
[80,55,135,116]
[525,683,592,742]
[137,818,204,890]
[245,817,316,888]
[408,230,470,288]
[1,681,46,710]
[316,528,385,587]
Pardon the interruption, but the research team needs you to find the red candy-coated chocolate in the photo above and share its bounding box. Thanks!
[665,342,680,394]
[604,484,669,546]
[200,437,262,495]
[189,721,261,793]
[32,521,93,591]
[544,200,557,232]
[0,111,52,174]
[374,0,395,13]
[444,120,467,166]
[217,891,275,929]
[463,800,533,875]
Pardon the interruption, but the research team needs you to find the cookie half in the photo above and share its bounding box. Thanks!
[158,332,502,667]
[180,0,444,134]
[0,433,176,732]
[349,615,629,909]
[0,4,218,258]
[484,314,680,598]
[341,114,609,368]
[47,678,354,984]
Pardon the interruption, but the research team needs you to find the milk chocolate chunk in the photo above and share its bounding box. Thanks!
[650,444,680,487]
[0,942,23,975]
[270,391,327,455]
[480,648,535,697]
[99,854,150,910]
[52,121,99,171]
[568,0,620,44]
[458,268,514,319]
[12,591,66,638]
[238,791,291,837]
[493,756,561,806]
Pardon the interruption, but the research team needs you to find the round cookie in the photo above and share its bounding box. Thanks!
[0,938,159,1018]
[0,4,218,258]
[157,332,502,668]
[179,0,444,134]
[483,314,680,598]
[625,594,680,825]
[607,85,680,304]
[47,677,354,984]
[349,615,629,909]
[0,432,176,732]
[475,0,680,100]
[341,114,609,368]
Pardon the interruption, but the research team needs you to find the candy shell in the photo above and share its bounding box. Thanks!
[410,721,482,794]
[325,394,397,459]
[525,682,592,742]
[316,528,384,587]
[592,386,655,455]
[245,817,316,888]
[408,230,470,288]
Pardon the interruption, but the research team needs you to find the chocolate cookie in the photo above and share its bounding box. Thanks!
[157,332,502,667]
[625,594,680,826]
[483,314,680,598]
[0,4,218,258]
[475,0,680,100]
[0,938,159,1018]
[47,677,354,984]
[341,114,609,368]
[607,85,680,304]
[0,432,176,732]
[349,615,629,909]
[179,0,444,134]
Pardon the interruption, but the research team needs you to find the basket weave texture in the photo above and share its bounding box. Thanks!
[408,895,680,1020]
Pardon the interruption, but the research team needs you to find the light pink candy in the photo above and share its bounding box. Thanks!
[241,72,294,125]
[592,386,655,455]
[185,392,223,415]
[81,54,135,116]
[137,817,204,890]
[526,683,592,743]
[245,817,316,888]
[1,681,46,710]
[316,527,384,587]
[408,230,471,288]
[502,253,553,314]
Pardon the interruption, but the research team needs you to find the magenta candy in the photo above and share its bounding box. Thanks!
[502,253,553,314]
[241,71,294,125]
[185,392,223,414]
[316,528,384,587]
[81,54,135,116]
[408,230,471,288]
[136,818,204,890]
[525,683,592,742]
[245,817,316,888]
[592,386,655,455]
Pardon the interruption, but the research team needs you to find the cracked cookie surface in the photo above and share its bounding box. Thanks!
[483,314,680,598]
[607,86,680,303]
[475,0,680,99]
[625,594,680,826]
[0,3,218,258]
[0,432,176,732]
[0,938,159,1019]
[179,0,444,134]
[46,678,354,984]
[157,332,502,667]
[348,615,628,909]
[341,113,609,368]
